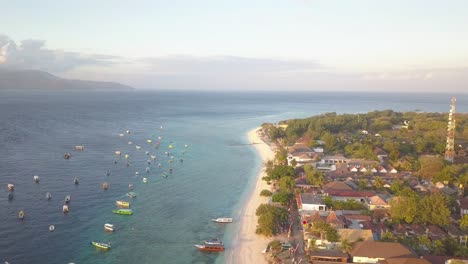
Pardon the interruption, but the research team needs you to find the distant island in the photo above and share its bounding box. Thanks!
[0,69,133,91]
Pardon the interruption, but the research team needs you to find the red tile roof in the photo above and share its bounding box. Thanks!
[350,241,416,259]
[326,190,376,197]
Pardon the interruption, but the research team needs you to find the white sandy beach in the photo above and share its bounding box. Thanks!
[227,127,275,264]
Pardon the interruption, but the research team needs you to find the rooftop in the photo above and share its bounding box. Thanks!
[350,241,416,259]
[378,258,431,264]
[299,193,325,205]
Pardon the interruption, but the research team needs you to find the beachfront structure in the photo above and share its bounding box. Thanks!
[297,193,326,211]
[350,241,417,263]
[320,155,350,164]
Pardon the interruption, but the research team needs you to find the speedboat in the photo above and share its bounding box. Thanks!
[91,241,111,250]
[211,218,233,223]
[65,195,71,203]
[116,200,130,208]
[126,192,136,198]
[112,209,133,215]
[34,175,40,183]
[104,223,114,232]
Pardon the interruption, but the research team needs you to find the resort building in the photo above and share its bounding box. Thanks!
[297,193,326,212]
[350,241,417,263]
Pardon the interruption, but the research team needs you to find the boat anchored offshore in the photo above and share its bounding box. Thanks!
[116,200,130,208]
[113,209,133,215]
[211,218,233,223]
[65,195,71,203]
[104,223,114,232]
[46,192,52,200]
[126,192,136,198]
[63,204,69,213]
[195,239,225,252]
[34,175,40,183]
[18,210,25,220]
[91,241,111,250]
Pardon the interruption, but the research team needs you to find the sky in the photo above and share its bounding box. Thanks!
[1,0,468,92]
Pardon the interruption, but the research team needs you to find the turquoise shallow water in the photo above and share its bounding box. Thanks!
[0,91,466,264]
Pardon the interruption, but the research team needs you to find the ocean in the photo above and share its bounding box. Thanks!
[0,91,466,264]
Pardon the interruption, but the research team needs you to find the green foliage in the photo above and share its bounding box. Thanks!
[311,222,340,242]
[390,180,403,194]
[432,240,446,255]
[330,199,367,210]
[267,165,296,180]
[278,176,295,191]
[272,192,293,205]
[260,189,273,197]
[321,132,339,153]
[418,156,444,179]
[380,231,397,242]
[373,176,385,190]
[459,215,468,230]
[344,143,378,160]
[256,204,289,236]
[269,240,282,252]
[275,147,288,166]
[303,164,324,186]
[418,192,450,226]
[389,187,419,223]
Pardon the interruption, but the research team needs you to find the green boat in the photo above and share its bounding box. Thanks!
[113,209,133,215]
[91,241,111,250]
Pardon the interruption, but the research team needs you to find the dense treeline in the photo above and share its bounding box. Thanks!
[266,110,468,158]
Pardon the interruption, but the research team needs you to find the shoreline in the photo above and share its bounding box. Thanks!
[227,127,275,264]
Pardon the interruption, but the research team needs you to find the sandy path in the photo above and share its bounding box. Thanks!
[227,127,275,264]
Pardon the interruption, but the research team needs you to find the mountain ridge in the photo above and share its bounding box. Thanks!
[0,69,133,91]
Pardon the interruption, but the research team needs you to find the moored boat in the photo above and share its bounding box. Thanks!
[102,182,109,190]
[63,204,69,213]
[75,145,85,151]
[104,223,114,232]
[7,184,14,191]
[112,209,133,215]
[142,178,148,183]
[46,192,52,200]
[34,175,40,183]
[211,218,233,223]
[195,243,225,252]
[64,153,71,159]
[116,200,130,208]
[126,192,136,198]
[65,195,71,203]
[91,241,111,250]
[204,238,223,245]
[74,177,79,185]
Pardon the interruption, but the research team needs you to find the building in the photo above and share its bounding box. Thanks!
[365,195,391,211]
[350,241,416,263]
[297,193,326,211]
[325,190,376,202]
[459,198,468,217]
[378,258,431,264]
[310,250,349,263]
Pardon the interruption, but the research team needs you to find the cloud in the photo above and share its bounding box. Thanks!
[140,55,323,75]
[0,34,120,72]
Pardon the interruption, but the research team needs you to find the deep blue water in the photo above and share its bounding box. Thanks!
[0,91,466,264]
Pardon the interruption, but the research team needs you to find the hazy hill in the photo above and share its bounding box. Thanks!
[0,69,133,91]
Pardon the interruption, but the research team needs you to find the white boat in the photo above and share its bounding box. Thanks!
[135,146,141,150]
[49,225,55,232]
[142,178,148,183]
[128,141,133,145]
[211,218,233,223]
[46,192,52,200]
[7,184,14,191]
[150,155,156,160]
[118,133,124,137]
[126,130,131,134]
[115,151,121,156]
[75,145,85,151]
[147,139,152,143]
[63,204,69,213]
[34,175,40,182]
[104,223,114,232]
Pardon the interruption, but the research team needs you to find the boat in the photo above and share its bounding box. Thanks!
[64,153,71,159]
[125,154,130,159]
[204,238,223,245]
[104,223,114,232]
[135,172,139,175]
[147,139,152,143]
[18,210,25,220]
[63,204,69,213]
[116,200,130,208]
[118,133,124,137]
[115,150,121,156]
[142,178,148,183]
[126,130,131,134]
[145,167,150,173]
[127,141,133,145]
[145,151,150,155]
[91,241,111,250]
[7,184,14,191]
[49,225,55,232]
[112,209,133,215]
[34,175,40,183]
[150,155,156,160]
[46,192,52,200]
[75,145,85,151]
[126,192,136,198]
[128,184,133,190]
[135,146,141,150]
[65,195,71,203]
[211,218,233,223]
[102,182,109,190]
[74,177,79,185]
[8,193,13,200]
[195,240,225,252]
